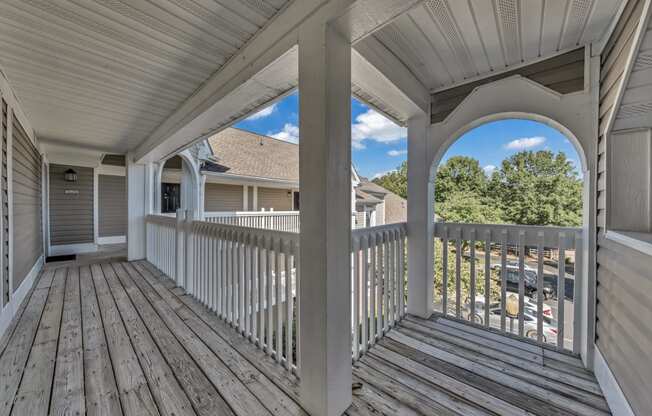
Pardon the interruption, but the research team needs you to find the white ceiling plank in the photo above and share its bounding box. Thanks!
[521,0,545,60]
[541,0,570,54]
[446,0,492,75]
[3,1,217,73]
[581,0,622,46]
[468,0,507,70]
[494,0,522,65]
[559,0,596,50]
[409,4,466,84]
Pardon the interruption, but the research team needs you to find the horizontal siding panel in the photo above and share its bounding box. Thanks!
[49,164,94,245]
[11,115,41,291]
[204,183,243,211]
[258,187,292,211]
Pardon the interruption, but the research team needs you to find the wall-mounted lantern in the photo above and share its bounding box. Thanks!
[64,168,78,182]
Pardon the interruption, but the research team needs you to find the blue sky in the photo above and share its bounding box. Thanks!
[235,92,580,179]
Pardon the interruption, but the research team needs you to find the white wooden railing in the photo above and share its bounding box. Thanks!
[145,214,178,278]
[146,212,300,374]
[351,222,407,361]
[204,211,300,233]
[433,222,582,352]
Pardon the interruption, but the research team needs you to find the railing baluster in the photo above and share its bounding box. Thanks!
[257,235,265,347]
[455,228,462,319]
[518,231,525,337]
[469,229,476,323]
[361,235,369,353]
[266,236,273,356]
[484,230,491,328]
[275,237,282,363]
[573,232,582,355]
[442,226,448,315]
[369,233,377,345]
[244,234,251,338]
[500,229,507,332]
[557,233,566,349]
[352,237,360,359]
[537,231,545,343]
[285,240,293,370]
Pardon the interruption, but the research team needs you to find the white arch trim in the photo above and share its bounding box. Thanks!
[426,74,597,367]
[427,75,594,181]
[155,149,202,218]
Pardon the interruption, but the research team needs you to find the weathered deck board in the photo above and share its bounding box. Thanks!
[0,269,54,416]
[0,261,610,416]
[90,264,161,416]
[50,267,85,416]
[10,268,67,415]
[80,265,122,416]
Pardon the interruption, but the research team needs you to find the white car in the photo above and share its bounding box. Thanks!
[465,295,554,327]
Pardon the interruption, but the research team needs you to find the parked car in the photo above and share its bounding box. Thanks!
[465,295,553,324]
[496,266,553,300]
[543,273,575,301]
[491,261,537,273]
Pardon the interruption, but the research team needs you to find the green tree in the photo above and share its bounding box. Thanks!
[372,161,407,199]
[488,151,582,226]
[434,156,487,203]
[435,191,502,224]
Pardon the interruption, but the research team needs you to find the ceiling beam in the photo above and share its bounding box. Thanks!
[133,0,425,163]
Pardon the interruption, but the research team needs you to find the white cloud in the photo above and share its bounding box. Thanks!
[372,169,396,180]
[268,123,299,143]
[351,110,406,149]
[483,164,497,176]
[246,103,277,120]
[387,149,407,157]
[504,136,546,150]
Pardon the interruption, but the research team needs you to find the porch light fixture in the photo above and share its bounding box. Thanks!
[64,168,78,182]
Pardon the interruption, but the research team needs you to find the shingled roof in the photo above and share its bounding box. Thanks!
[204,127,299,182]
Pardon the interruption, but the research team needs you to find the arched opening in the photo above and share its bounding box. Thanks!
[155,152,202,218]
[430,115,588,352]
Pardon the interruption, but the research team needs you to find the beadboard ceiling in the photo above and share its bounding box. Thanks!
[0,0,289,152]
[372,0,622,91]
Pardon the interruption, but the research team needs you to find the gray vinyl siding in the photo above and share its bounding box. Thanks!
[98,174,126,237]
[431,48,585,123]
[596,1,651,415]
[247,186,254,210]
[49,164,94,245]
[258,187,292,211]
[204,183,243,211]
[11,116,42,291]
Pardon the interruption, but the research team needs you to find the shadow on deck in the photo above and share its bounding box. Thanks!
[0,260,609,415]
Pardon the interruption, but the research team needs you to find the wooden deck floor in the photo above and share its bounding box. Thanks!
[0,260,609,416]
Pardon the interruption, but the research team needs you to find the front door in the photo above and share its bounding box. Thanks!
[161,183,181,213]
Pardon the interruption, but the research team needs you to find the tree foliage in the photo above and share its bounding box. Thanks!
[488,151,582,226]
[372,150,582,227]
[372,161,407,199]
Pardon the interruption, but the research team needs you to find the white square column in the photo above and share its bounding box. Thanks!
[127,155,155,261]
[407,114,434,318]
[298,22,352,416]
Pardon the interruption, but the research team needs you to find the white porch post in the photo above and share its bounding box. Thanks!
[127,155,155,261]
[298,21,352,416]
[407,113,434,318]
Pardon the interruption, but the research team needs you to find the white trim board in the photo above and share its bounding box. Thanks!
[594,345,635,416]
[0,255,42,340]
[97,236,126,245]
[49,243,97,256]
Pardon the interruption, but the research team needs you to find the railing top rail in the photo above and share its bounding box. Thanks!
[434,221,581,248]
[204,210,299,217]
[191,219,300,243]
[146,214,177,226]
[351,222,407,240]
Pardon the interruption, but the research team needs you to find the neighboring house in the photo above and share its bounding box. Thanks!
[354,178,407,228]
[161,127,407,227]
